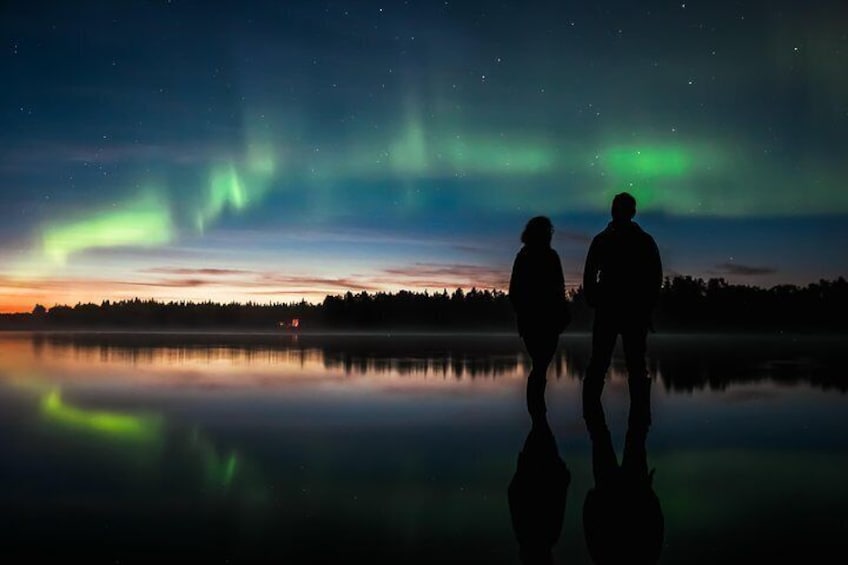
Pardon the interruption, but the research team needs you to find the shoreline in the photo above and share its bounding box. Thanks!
[1,328,846,339]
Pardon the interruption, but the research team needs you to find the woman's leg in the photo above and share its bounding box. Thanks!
[524,333,559,420]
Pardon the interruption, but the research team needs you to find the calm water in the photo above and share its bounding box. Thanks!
[0,331,846,563]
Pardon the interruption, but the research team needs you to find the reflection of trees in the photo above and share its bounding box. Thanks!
[320,350,526,379]
[560,336,846,393]
[30,333,846,391]
[312,334,527,378]
[34,333,574,380]
[289,335,576,380]
[35,332,322,366]
[650,337,847,393]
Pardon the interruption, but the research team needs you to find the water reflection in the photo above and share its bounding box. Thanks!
[24,332,536,380]
[0,374,265,560]
[649,335,847,393]
[508,404,570,564]
[14,383,251,492]
[7,332,846,391]
[41,388,164,442]
[0,332,846,562]
[583,382,664,564]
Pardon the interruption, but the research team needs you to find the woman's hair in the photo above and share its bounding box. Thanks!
[521,216,554,247]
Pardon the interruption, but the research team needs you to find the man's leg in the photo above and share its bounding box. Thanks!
[583,315,618,421]
[622,324,651,427]
[622,419,650,484]
[588,404,618,487]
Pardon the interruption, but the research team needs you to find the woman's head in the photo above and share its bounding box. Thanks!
[521,216,554,247]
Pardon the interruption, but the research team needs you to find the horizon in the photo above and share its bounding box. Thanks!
[1,272,843,316]
[2,2,847,313]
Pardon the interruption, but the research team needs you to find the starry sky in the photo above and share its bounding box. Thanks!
[1,0,847,312]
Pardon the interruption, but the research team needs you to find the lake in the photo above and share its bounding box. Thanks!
[0,331,846,563]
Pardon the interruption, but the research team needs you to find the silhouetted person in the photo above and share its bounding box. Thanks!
[582,383,663,564]
[508,404,571,565]
[509,216,570,421]
[582,193,662,423]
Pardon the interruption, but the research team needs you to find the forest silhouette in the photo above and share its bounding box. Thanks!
[1,275,845,332]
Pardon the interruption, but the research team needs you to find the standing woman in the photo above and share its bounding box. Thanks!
[509,216,571,422]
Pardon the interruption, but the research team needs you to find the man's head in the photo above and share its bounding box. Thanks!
[611,192,637,222]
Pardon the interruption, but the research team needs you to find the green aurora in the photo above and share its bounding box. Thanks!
[40,388,164,443]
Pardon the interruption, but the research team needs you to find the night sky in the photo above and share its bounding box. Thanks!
[1,1,846,312]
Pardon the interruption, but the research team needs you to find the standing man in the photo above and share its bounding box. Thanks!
[582,192,662,425]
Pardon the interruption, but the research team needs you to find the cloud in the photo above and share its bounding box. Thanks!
[713,262,777,276]
[136,270,378,292]
[0,276,147,293]
[379,262,510,289]
[142,267,254,276]
[127,278,216,288]
[254,274,376,292]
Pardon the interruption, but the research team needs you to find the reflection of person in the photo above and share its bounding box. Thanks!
[508,409,571,565]
[582,193,662,423]
[582,386,663,564]
[509,216,571,422]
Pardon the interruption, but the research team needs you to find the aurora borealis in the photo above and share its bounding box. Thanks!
[1,1,846,312]
[41,388,164,442]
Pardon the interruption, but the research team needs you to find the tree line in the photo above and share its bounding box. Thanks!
[1,275,845,332]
